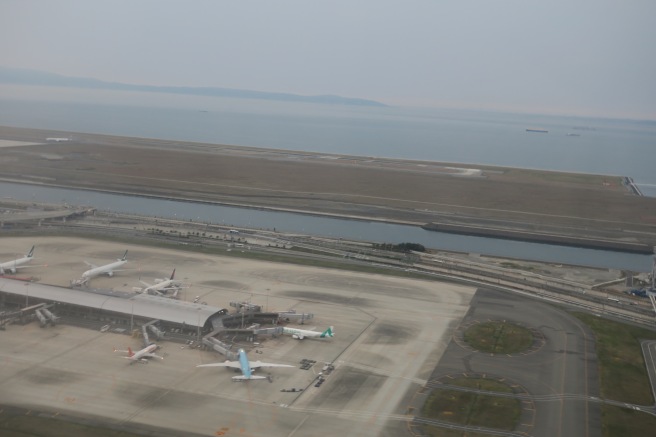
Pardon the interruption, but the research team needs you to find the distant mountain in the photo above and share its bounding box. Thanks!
[0,66,386,107]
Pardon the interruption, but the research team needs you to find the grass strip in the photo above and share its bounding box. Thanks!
[422,377,521,431]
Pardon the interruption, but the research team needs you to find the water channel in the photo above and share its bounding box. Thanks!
[1,182,652,272]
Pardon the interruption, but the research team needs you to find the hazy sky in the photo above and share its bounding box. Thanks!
[1,1,655,119]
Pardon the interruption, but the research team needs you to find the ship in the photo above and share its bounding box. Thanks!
[526,128,548,133]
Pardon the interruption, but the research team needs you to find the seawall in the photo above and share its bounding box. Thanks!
[422,222,653,254]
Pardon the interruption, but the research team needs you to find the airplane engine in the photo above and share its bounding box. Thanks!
[292,334,303,340]
[108,271,114,277]
[35,309,48,327]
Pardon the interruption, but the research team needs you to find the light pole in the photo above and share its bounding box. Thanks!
[197,311,201,343]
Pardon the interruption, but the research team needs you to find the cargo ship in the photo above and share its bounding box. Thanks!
[526,128,548,133]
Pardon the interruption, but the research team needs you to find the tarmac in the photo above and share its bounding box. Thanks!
[0,236,475,436]
[412,288,602,437]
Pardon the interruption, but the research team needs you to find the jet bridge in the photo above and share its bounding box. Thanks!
[278,310,314,323]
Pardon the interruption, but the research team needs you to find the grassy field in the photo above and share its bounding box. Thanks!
[573,312,656,405]
[421,377,521,432]
[0,413,148,437]
[601,405,656,437]
[502,168,623,187]
[572,312,656,436]
[463,321,534,354]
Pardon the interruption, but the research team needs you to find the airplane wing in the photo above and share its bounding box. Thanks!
[84,261,98,268]
[233,375,267,380]
[197,361,241,370]
[139,280,153,287]
[144,353,164,360]
[249,360,294,369]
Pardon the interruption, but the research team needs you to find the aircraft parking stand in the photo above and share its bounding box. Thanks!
[0,236,476,436]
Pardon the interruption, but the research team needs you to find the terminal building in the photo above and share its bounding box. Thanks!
[0,279,233,340]
[1,279,309,356]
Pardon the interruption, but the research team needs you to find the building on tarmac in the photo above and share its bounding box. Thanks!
[0,279,227,339]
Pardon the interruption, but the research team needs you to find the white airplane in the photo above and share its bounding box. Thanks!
[137,269,183,296]
[80,250,128,282]
[282,325,334,340]
[197,348,294,381]
[0,246,35,275]
[113,344,163,364]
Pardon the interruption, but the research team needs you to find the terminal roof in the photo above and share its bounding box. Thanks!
[0,279,223,327]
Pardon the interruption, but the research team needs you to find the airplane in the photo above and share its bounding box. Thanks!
[282,325,334,340]
[137,269,183,296]
[80,250,128,282]
[0,246,35,275]
[113,344,163,364]
[196,348,294,381]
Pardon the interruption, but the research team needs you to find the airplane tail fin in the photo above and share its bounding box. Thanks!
[121,250,128,261]
[27,245,35,258]
[321,326,334,338]
[127,347,134,357]
[170,268,176,280]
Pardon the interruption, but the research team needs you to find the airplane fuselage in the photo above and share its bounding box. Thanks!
[130,344,158,360]
[0,246,35,275]
[144,279,175,293]
[82,259,127,279]
[283,326,334,340]
[237,349,253,379]
[0,256,33,274]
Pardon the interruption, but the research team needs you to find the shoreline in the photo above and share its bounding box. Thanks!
[422,222,654,254]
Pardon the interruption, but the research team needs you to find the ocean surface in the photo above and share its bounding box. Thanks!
[1,85,655,196]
